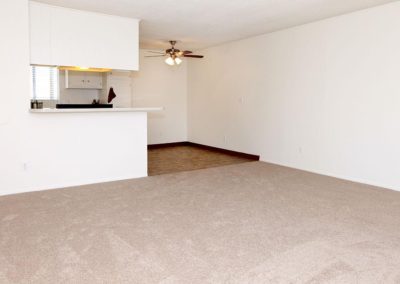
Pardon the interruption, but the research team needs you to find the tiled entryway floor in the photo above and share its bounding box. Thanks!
[148,145,255,176]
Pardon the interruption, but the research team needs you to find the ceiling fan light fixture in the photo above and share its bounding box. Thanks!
[165,56,175,66]
[175,57,182,65]
[157,41,204,65]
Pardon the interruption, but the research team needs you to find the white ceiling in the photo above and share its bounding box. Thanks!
[35,0,396,51]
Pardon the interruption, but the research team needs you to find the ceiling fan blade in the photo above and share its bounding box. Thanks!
[146,51,165,54]
[183,50,193,54]
[145,55,165,57]
[184,55,204,58]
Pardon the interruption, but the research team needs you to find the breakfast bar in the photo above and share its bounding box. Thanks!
[23,107,163,192]
[29,107,163,113]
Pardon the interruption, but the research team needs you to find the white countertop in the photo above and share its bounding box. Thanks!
[30,107,163,113]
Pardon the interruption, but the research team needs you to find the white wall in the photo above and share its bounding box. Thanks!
[132,50,187,145]
[105,71,133,107]
[100,70,133,108]
[0,0,147,196]
[188,2,400,190]
[0,0,31,195]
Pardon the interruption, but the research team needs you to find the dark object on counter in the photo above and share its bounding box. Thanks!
[56,104,113,109]
[108,87,116,103]
[92,99,100,105]
[31,100,43,109]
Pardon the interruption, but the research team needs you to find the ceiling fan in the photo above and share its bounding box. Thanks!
[145,41,204,66]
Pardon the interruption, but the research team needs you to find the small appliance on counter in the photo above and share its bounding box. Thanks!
[31,100,43,109]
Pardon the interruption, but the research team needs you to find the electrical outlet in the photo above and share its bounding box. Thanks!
[223,135,227,143]
[23,162,28,171]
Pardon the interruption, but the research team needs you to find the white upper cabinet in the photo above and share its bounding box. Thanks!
[29,2,140,71]
[65,71,103,89]
[29,3,52,65]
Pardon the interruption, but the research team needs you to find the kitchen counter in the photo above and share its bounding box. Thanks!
[29,107,163,113]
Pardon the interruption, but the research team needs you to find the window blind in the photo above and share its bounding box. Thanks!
[31,66,59,100]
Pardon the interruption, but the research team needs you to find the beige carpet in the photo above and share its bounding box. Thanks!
[1,162,400,283]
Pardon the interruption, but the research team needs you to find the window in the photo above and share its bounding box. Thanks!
[31,66,59,100]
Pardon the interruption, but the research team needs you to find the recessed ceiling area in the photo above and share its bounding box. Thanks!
[34,0,395,50]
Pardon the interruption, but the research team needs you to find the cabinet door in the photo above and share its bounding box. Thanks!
[85,72,103,89]
[65,71,103,89]
[29,2,52,65]
[51,6,139,70]
[29,3,139,70]
[65,71,86,89]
